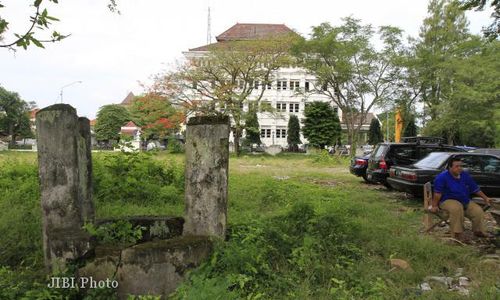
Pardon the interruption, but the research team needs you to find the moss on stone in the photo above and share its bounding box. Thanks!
[187,115,230,126]
[38,104,77,115]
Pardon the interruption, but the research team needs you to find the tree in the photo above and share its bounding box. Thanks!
[403,115,418,137]
[129,93,184,141]
[302,102,341,149]
[94,104,131,142]
[152,35,296,155]
[414,0,470,121]
[368,118,383,145]
[287,114,301,151]
[460,0,499,40]
[0,0,118,51]
[244,109,261,145]
[0,86,33,146]
[293,18,405,155]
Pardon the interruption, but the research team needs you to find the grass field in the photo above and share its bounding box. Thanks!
[0,150,498,299]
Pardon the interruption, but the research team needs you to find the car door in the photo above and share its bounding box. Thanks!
[477,155,500,196]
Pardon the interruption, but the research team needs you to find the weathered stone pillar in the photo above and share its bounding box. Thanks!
[36,104,93,271]
[78,117,95,224]
[183,116,229,237]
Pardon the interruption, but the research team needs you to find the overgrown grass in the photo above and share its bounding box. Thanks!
[0,150,498,299]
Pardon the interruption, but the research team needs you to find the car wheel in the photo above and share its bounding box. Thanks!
[383,181,393,190]
[362,174,371,183]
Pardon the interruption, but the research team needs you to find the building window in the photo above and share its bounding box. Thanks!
[322,83,328,91]
[290,80,300,91]
[260,128,271,138]
[289,103,299,113]
[276,129,287,139]
[276,102,287,112]
[266,81,272,89]
[333,107,339,115]
[277,80,287,90]
[238,80,244,89]
[305,81,310,92]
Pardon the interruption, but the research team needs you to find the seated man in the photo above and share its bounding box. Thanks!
[429,157,493,241]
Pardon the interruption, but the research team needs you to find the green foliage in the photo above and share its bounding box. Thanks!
[294,18,405,151]
[83,220,143,245]
[302,102,341,149]
[368,118,384,145]
[244,109,261,145]
[287,114,301,151]
[167,136,184,153]
[0,159,42,267]
[93,151,184,206]
[95,104,131,142]
[172,203,368,299]
[0,86,33,146]
[403,115,418,138]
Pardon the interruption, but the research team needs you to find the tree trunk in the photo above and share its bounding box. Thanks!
[234,128,241,156]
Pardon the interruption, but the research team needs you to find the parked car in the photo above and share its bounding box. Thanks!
[349,153,371,182]
[470,148,500,158]
[387,152,500,197]
[366,137,465,187]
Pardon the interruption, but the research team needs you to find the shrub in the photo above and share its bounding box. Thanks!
[93,152,184,206]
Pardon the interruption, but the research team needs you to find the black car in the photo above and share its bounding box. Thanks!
[349,154,370,182]
[387,152,500,197]
[366,138,465,187]
[470,148,500,158]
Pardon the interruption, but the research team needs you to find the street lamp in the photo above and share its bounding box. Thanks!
[59,81,82,103]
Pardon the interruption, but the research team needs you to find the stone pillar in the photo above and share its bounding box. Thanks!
[183,116,229,237]
[78,117,95,224]
[36,104,93,271]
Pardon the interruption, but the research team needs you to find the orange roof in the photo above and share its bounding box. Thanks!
[190,23,296,51]
[122,121,138,128]
[89,119,96,126]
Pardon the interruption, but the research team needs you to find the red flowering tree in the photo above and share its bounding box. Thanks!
[129,94,184,140]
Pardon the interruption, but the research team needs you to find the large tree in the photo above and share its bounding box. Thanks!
[293,18,405,155]
[129,93,184,141]
[0,86,33,146]
[302,102,341,149]
[151,35,296,155]
[460,0,499,40]
[287,114,301,152]
[416,0,499,146]
[94,104,131,142]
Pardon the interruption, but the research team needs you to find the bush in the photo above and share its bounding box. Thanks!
[93,152,184,206]
[172,203,373,299]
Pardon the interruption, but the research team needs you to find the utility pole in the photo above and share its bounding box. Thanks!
[59,81,82,104]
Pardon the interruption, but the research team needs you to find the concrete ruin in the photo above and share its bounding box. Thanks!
[35,105,230,298]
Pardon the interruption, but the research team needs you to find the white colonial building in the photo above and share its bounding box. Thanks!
[184,23,372,148]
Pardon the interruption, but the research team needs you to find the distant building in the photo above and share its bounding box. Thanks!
[184,23,372,148]
[119,121,141,151]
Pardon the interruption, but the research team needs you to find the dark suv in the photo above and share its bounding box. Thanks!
[366,137,465,187]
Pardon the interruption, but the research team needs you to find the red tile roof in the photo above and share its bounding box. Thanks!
[89,119,97,126]
[216,23,294,41]
[189,23,296,51]
[122,121,138,128]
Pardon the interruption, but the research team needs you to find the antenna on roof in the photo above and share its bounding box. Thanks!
[206,6,212,44]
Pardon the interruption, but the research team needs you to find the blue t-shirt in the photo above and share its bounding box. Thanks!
[433,170,480,206]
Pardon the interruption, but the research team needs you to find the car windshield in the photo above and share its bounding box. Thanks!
[372,144,387,160]
[414,152,449,169]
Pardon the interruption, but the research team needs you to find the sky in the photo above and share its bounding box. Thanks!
[0,0,493,119]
